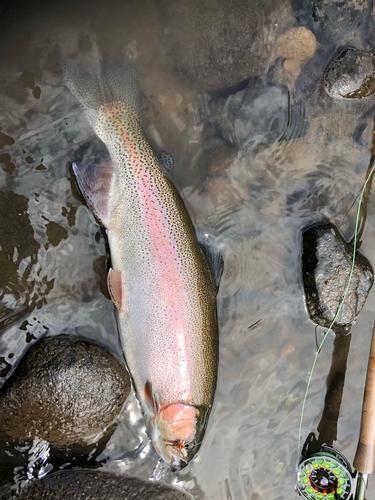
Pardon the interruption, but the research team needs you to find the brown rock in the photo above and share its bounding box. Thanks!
[17,469,190,500]
[276,27,317,65]
[0,335,130,447]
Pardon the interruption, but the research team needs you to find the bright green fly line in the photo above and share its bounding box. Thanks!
[298,162,375,455]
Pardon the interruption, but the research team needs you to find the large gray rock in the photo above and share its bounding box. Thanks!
[302,223,374,336]
[324,48,375,100]
[312,0,372,46]
[16,469,189,500]
[157,0,265,92]
[0,335,130,446]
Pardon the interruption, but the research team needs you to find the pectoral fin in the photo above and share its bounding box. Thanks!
[107,268,126,311]
[72,159,113,226]
[159,150,174,176]
[144,380,162,414]
[197,234,223,291]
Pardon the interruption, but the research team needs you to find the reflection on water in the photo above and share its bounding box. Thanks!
[304,334,352,455]
[1,0,375,498]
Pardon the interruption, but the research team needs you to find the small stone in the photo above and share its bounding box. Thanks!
[324,48,375,99]
[276,27,317,65]
[17,469,190,500]
[302,223,374,336]
[32,86,41,99]
[0,335,130,447]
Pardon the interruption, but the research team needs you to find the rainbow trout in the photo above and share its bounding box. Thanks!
[64,56,221,469]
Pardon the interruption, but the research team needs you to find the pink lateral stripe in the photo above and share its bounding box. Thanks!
[135,161,193,401]
[115,121,194,405]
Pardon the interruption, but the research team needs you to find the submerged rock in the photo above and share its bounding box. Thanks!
[324,49,375,99]
[302,223,373,336]
[271,27,317,89]
[276,27,317,65]
[0,335,130,446]
[205,79,308,151]
[205,80,289,150]
[312,0,372,46]
[17,469,189,500]
[157,0,265,92]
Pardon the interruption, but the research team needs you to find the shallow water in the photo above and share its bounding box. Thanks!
[1,0,375,498]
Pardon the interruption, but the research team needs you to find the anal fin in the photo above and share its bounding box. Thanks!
[144,380,161,414]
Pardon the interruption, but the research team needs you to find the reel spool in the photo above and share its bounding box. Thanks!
[296,446,357,500]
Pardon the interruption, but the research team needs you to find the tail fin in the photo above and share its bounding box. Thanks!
[63,51,140,133]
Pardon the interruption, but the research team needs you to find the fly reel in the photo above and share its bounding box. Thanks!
[296,446,357,499]
[296,321,375,500]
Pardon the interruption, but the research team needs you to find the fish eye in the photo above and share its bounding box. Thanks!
[184,440,195,450]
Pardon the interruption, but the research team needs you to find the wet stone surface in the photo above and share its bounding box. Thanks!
[16,469,190,500]
[302,223,374,336]
[312,0,372,46]
[324,48,375,100]
[0,335,130,446]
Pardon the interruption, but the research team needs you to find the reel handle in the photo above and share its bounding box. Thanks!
[353,322,375,474]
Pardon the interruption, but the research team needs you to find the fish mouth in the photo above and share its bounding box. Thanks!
[162,441,188,470]
[156,436,198,471]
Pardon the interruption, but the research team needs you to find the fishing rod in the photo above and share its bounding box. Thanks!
[296,322,375,500]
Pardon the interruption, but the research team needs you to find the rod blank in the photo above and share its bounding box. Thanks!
[353,322,375,474]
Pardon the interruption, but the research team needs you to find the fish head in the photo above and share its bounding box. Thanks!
[149,403,200,470]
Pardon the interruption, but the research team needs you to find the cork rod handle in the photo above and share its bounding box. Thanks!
[353,322,375,474]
